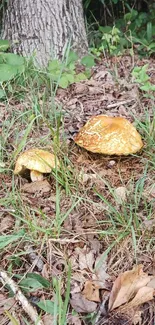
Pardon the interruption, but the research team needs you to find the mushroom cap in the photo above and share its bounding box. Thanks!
[14,148,59,175]
[74,115,143,155]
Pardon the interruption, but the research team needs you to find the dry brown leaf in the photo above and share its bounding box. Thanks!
[114,186,127,204]
[109,265,151,311]
[0,215,14,232]
[74,83,88,95]
[132,310,142,325]
[21,180,51,194]
[79,172,97,184]
[117,308,142,325]
[147,277,155,288]
[42,314,55,325]
[0,294,16,316]
[76,247,95,272]
[124,286,154,309]
[24,244,44,271]
[68,315,82,325]
[92,254,109,288]
[93,70,114,84]
[70,293,97,313]
[0,294,7,315]
[82,280,100,302]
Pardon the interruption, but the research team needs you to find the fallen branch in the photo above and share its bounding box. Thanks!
[48,238,81,244]
[107,99,134,108]
[0,270,44,325]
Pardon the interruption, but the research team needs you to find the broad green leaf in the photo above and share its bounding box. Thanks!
[141,83,155,91]
[0,40,10,52]
[19,278,44,292]
[0,64,19,82]
[74,72,87,82]
[37,300,55,315]
[66,73,74,84]
[148,42,155,49]
[49,72,59,82]
[0,64,24,82]
[58,76,69,88]
[0,53,25,65]
[81,55,95,68]
[0,229,25,250]
[84,69,91,78]
[66,51,78,65]
[132,66,141,73]
[27,273,50,288]
[124,10,138,22]
[48,59,61,72]
[67,62,75,71]
[99,26,112,33]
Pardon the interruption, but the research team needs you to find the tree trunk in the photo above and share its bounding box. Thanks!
[2,0,88,66]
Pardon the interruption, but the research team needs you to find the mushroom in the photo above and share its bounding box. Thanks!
[14,148,59,181]
[74,115,143,155]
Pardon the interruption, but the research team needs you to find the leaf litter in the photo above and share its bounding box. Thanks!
[0,55,155,324]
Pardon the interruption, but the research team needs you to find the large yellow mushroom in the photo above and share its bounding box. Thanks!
[14,148,59,182]
[74,115,143,155]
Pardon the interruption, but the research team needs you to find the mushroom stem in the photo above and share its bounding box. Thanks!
[30,170,44,182]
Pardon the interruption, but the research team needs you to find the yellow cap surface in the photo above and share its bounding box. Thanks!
[74,115,143,155]
[14,148,59,175]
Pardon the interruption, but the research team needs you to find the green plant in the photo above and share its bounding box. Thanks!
[132,64,155,93]
[86,1,155,58]
[90,25,129,57]
[47,51,94,89]
[0,40,25,98]
[36,264,71,324]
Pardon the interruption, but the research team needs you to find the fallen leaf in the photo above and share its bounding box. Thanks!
[114,186,127,204]
[147,277,155,288]
[93,254,109,288]
[82,280,100,302]
[74,83,88,95]
[0,215,14,232]
[93,70,114,84]
[76,247,95,272]
[109,265,151,311]
[124,286,154,309]
[21,180,51,194]
[132,310,142,325]
[79,172,97,184]
[115,308,142,325]
[24,244,44,271]
[70,293,97,313]
[68,315,82,325]
[42,314,55,325]
[0,295,15,315]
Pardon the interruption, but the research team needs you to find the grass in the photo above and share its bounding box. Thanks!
[0,55,155,324]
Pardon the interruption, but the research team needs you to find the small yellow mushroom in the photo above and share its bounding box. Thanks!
[14,148,59,181]
[74,115,143,155]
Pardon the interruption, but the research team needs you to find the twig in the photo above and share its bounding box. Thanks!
[107,99,134,108]
[48,238,81,244]
[0,270,44,325]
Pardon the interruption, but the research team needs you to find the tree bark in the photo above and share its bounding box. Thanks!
[2,0,88,66]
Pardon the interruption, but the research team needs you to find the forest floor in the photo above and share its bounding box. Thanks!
[0,54,155,325]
